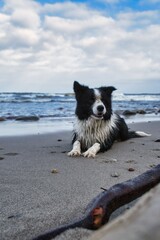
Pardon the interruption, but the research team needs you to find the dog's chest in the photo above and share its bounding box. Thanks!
[74,116,117,149]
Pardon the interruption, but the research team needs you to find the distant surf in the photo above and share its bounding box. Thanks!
[0,92,159,136]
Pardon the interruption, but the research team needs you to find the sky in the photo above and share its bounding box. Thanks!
[0,0,160,93]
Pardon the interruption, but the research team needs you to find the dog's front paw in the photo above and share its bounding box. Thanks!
[83,149,96,158]
[67,150,81,157]
[82,143,100,158]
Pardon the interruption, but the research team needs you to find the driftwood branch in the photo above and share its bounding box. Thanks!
[33,164,160,240]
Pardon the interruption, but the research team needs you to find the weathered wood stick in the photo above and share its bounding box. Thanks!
[33,164,160,240]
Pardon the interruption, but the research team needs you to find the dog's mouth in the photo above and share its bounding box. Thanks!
[91,113,104,120]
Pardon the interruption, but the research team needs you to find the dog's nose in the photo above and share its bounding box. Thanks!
[97,105,104,112]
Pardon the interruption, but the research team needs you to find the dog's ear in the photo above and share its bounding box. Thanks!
[100,86,116,95]
[73,81,89,93]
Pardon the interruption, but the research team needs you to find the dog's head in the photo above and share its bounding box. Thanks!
[73,81,116,120]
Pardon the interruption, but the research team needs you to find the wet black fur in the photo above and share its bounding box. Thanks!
[73,81,143,153]
[74,81,116,121]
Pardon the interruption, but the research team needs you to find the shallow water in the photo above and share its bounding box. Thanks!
[0,92,159,136]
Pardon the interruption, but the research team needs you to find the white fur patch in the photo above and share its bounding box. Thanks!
[74,113,119,149]
[94,89,101,100]
[83,143,100,158]
[92,89,106,117]
[67,140,81,157]
[135,131,151,137]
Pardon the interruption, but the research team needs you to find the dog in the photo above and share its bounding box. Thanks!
[68,81,150,158]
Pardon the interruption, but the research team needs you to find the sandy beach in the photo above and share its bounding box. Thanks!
[0,121,160,240]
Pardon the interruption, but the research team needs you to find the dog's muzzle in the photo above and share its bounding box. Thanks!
[92,104,106,120]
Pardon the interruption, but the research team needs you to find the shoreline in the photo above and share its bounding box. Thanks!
[0,121,160,240]
[0,114,159,137]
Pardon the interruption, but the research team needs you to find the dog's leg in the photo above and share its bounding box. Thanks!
[67,140,81,157]
[83,143,100,158]
[118,117,129,141]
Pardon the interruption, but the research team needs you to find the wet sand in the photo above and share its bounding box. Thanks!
[0,121,160,240]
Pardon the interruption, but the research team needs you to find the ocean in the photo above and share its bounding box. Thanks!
[0,92,159,136]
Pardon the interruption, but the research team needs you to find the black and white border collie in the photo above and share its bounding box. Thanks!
[68,81,150,158]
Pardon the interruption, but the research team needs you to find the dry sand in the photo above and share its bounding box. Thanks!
[0,121,160,240]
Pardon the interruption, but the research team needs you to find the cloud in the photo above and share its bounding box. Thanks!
[140,0,160,4]
[3,0,40,12]
[42,2,93,19]
[117,10,160,29]
[11,9,40,29]
[0,0,160,93]
[97,0,122,3]
[0,12,10,22]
